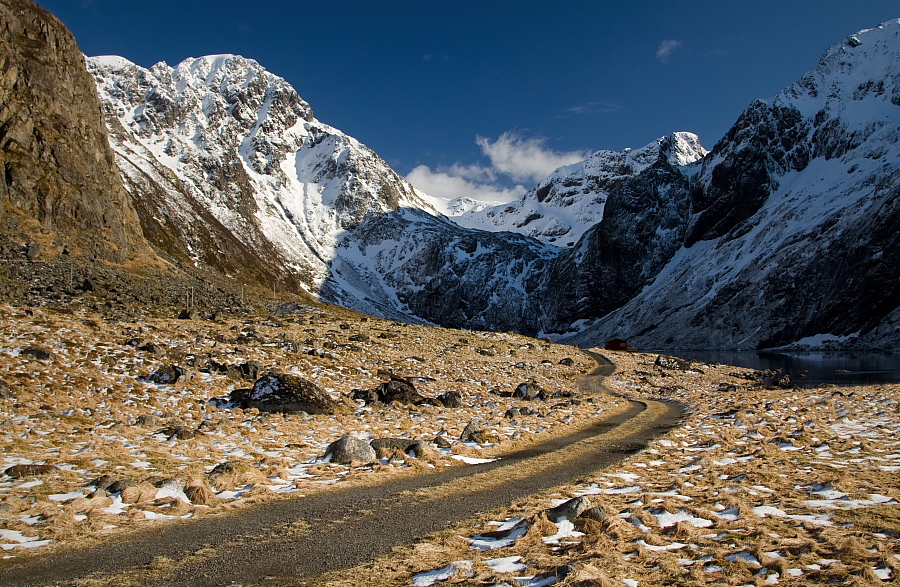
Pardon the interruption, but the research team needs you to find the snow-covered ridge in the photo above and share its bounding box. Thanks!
[88,53,435,289]
[451,132,707,246]
[563,19,900,349]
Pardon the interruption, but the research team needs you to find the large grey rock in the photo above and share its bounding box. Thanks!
[234,372,344,415]
[460,419,486,442]
[324,436,376,464]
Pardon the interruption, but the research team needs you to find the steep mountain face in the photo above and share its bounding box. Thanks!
[565,20,900,349]
[87,54,434,291]
[321,208,556,331]
[0,0,146,263]
[453,132,706,247]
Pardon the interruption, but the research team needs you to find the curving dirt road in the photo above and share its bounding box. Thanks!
[0,352,683,587]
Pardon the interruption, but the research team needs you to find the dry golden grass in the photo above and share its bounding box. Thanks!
[0,301,615,560]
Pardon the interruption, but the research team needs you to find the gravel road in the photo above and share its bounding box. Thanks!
[0,352,683,587]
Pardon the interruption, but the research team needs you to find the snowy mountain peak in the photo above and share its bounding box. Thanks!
[774,18,900,123]
[88,53,433,290]
[450,132,707,246]
[662,131,709,166]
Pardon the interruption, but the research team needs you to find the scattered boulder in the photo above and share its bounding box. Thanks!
[514,382,545,401]
[324,435,376,464]
[559,357,574,366]
[134,414,159,427]
[460,419,486,443]
[140,342,162,355]
[435,390,463,408]
[4,464,58,478]
[0,380,15,400]
[178,308,200,320]
[353,379,431,406]
[504,407,521,419]
[142,365,191,385]
[579,506,608,522]
[655,355,691,371]
[544,496,592,522]
[370,438,425,458]
[234,372,344,415]
[19,347,51,361]
[433,435,453,448]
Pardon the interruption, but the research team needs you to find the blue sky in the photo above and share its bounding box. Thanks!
[43,0,899,201]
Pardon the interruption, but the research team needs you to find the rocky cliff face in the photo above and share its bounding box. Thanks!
[0,0,144,263]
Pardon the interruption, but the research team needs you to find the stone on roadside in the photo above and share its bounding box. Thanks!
[460,419,486,442]
[544,496,592,522]
[370,438,425,457]
[578,506,608,522]
[324,435,376,464]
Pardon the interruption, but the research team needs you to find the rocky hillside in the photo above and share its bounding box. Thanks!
[0,0,145,264]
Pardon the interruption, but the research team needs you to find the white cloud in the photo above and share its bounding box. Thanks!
[565,101,621,115]
[406,131,588,209]
[656,39,682,63]
[475,131,589,183]
[406,165,524,205]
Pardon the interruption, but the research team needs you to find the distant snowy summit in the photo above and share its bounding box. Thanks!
[445,132,707,246]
